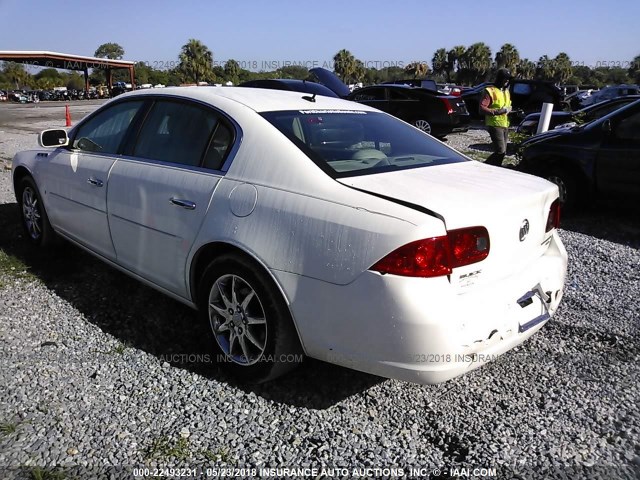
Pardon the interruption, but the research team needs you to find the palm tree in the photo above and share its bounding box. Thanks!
[178,39,214,84]
[3,62,30,89]
[536,55,556,81]
[628,54,640,83]
[461,43,492,84]
[431,49,448,81]
[447,45,466,83]
[405,62,429,79]
[495,43,520,72]
[553,52,573,84]
[516,58,536,79]
[333,49,357,83]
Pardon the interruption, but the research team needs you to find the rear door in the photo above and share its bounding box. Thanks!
[106,98,235,298]
[595,105,640,199]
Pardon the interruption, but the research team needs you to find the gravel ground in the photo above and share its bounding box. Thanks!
[0,103,639,479]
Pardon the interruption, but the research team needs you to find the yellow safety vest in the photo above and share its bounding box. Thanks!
[485,86,511,128]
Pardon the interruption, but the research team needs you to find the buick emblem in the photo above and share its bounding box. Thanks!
[519,219,530,242]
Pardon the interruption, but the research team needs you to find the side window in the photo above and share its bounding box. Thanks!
[389,89,412,100]
[203,122,233,170]
[74,100,144,154]
[134,100,219,167]
[352,88,385,101]
[512,83,532,96]
[615,111,640,142]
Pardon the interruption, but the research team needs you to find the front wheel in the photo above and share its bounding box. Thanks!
[198,254,302,383]
[17,176,55,247]
[413,119,432,134]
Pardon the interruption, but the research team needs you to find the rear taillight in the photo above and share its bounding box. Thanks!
[448,226,490,268]
[370,227,490,278]
[545,198,561,232]
[441,98,454,114]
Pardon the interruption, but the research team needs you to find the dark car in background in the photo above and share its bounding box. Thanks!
[382,78,438,92]
[517,99,640,210]
[346,84,470,138]
[579,84,640,108]
[517,95,640,135]
[239,79,339,98]
[462,79,564,119]
[309,68,469,139]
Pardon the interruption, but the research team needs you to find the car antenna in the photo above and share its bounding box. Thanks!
[302,93,316,103]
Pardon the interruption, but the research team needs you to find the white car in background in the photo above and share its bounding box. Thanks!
[12,87,567,384]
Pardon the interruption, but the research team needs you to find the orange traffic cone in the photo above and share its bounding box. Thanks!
[65,104,72,127]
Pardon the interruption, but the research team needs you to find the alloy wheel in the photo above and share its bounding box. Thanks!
[22,187,42,240]
[208,274,267,366]
[414,119,431,134]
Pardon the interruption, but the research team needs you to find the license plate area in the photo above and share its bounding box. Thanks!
[517,285,551,333]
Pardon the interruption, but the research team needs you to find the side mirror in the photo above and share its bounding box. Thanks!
[38,129,69,148]
[601,119,612,134]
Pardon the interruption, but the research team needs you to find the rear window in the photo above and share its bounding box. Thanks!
[261,110,467,178]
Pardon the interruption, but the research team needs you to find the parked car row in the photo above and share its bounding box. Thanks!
[241,68,471,139]
[517,98,640,210]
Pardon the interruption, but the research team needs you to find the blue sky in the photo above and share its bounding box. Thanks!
[1,0,638,70]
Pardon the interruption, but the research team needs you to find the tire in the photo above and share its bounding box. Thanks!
[546,167,580,212]
[17,176,56,247]
[198,254,302,383]
[413,119,432,134]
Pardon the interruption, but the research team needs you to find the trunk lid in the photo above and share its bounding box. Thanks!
[339,161,559,286]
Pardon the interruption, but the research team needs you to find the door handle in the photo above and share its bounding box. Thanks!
[170,198,196,210]
[87,177,104,187]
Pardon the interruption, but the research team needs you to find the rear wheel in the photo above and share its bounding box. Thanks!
[198,254,302,383]
[413,119,432,134]
[546,167,580,212]
[17,176,55,247]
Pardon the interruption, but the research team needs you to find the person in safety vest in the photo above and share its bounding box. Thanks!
[480,68,513,166]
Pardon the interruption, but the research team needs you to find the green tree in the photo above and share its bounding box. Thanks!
[536,55,555,81]
[431,48,448,81]
[460,43,492,85]
[629,54,640,83]
[94,42,125,60]
[2,62,30,89]
[224,59,241,84]
[552,52,573,84]
[447,45,466,82]
[516,58,536,79]
[177,39,214,84]
[277,65,309,80]
[405,62,429,78]
[495,43,520,72]
[333,49,358,83]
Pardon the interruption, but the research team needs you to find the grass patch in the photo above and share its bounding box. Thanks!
[29,467,66,480]
[144,436,191,461]
[0,421,17,435]
[0,249,38,288]
[201,446,231,463]
[463,150,491,162]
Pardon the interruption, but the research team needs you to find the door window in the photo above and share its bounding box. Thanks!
[73,100,144,154]
[615,111,640,142]
[134,100,220,167]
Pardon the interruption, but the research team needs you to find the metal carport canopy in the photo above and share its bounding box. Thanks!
[0,50,136,90]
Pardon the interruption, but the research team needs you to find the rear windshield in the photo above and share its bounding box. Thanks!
[261,110,467,178]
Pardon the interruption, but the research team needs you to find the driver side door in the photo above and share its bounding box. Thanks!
[43,100,146,259]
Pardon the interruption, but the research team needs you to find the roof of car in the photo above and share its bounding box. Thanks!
[114,86,377,114]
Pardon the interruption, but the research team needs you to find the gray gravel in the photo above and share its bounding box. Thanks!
[0,103,639,479]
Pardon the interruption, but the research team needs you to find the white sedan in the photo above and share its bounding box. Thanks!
[12,87,567,384]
